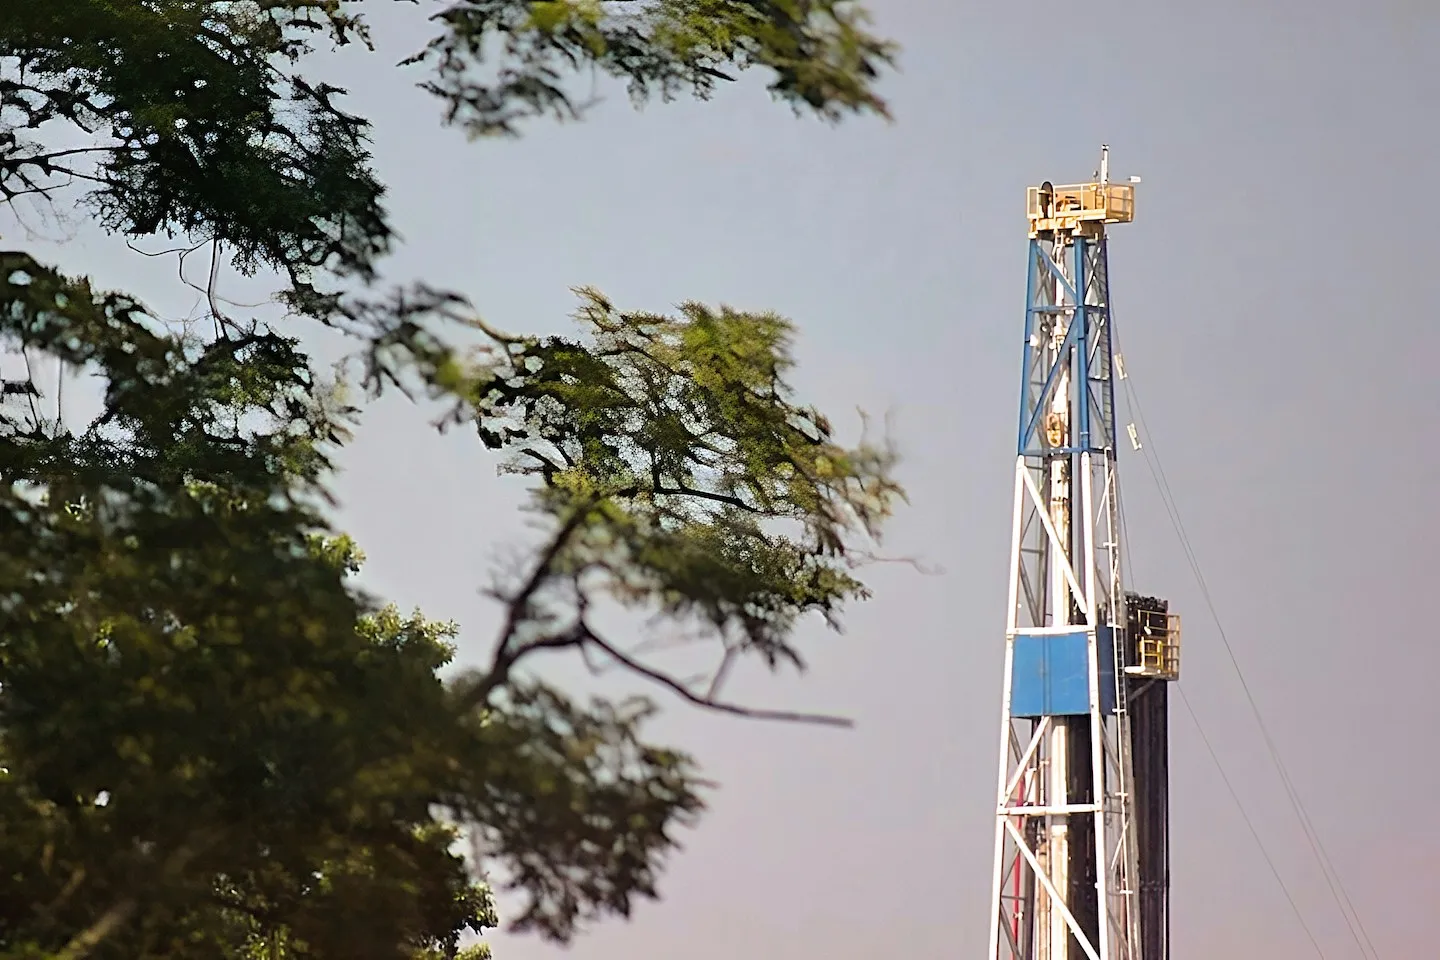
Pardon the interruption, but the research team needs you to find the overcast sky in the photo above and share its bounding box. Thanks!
[18,1,1439,957]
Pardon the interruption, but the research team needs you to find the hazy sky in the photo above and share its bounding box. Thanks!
[17,1,1439,957]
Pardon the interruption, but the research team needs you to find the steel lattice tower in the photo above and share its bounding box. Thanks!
[986,148,1180,960]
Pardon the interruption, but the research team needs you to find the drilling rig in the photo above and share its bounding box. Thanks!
[986,147,1181,960]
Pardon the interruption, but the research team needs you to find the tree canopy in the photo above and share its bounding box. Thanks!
[0,3,902,958]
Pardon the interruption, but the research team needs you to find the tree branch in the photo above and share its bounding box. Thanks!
[579,625,852,729]
[458,503,596,710]
[52,831,220,960]
[649,469,762,514]
[53,897,136,960]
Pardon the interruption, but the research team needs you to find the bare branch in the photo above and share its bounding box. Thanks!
[649,471,762,514]
[849,550,944,576]
[53,897,136,960]
[458,502,596,709]
[580,626,852,729]
[127,239,208,259]
[705,646,739,700]
[51,831,220,960]
[461,626,587,711]
[518,446,562,477]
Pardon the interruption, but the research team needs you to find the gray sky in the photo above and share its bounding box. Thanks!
[17,1,1438,957]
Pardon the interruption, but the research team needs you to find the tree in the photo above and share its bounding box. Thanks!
[0,3,902,958]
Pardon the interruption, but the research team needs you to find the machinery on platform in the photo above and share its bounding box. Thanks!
[986,147,1180,960]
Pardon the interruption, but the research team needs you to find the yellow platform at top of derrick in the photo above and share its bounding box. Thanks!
[1026,180,1134,238]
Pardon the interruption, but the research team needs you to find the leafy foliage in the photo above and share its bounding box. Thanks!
[1,1,389,315]
[0,511,498,958]
[0,252,332,492]
[416,0,896,136]
[0,2,901,958]
[436,289,900,704]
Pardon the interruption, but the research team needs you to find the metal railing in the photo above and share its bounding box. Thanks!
[1132,609,1180,680]
[1027,182,1135,226]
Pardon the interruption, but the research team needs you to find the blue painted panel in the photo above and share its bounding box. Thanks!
[1010,629,1116,718]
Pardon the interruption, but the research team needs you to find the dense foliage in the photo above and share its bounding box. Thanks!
[0,3,901,958]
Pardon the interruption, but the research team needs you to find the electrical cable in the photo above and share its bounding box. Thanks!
[1177,681,1329,958]
[1115,337,1380,960]
[1114,475,1327,959]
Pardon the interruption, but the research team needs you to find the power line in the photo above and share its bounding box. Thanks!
[1175,682,1328,958]
[1114,472,1325,959]
[1116,339,1379,960]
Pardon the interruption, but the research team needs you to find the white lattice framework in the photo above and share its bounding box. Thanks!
[986,150,1143,960]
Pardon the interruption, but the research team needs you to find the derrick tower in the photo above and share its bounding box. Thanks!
[987,147,1180,960]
